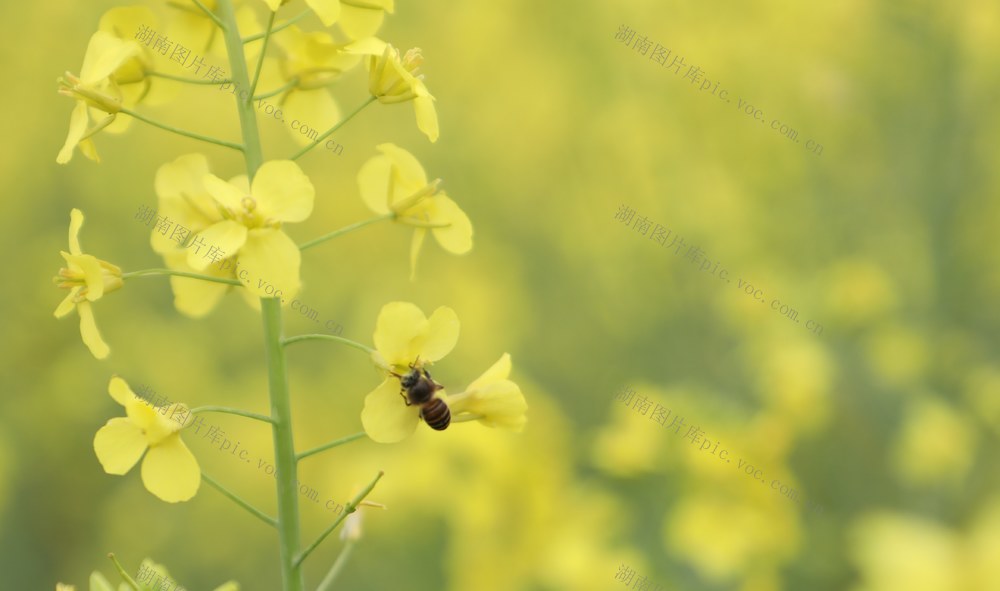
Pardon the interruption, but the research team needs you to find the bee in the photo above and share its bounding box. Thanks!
[392,363,450,431]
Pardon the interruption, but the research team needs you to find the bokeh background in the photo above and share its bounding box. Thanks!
[2,0,999,589]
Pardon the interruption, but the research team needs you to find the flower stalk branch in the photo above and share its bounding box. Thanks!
[190,405,276,424]
[202,472,278,527]
[121,268,242,286]
[298,213,394,251]
[315,541,356,591]
[281,334,376,355]
[297,431,368,462]
[290,95,377,161]
[294,470,384,568]
[120,107,244,152]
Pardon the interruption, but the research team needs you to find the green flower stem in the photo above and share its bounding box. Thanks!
[298,214,394,251]
[202,471,278,527]
[146,71,232,85]
[294,471,384,568]
[260,297,305,590]
[120,107,244,152]
[217,0,264,176]
[244,10,311,43]
[290,95,377,161]
[122,268,242,286]
[281,334,376,356]
[192,0,225,29]
[297,431,368,462]
[219,2,302,590]
[107,553,140,591]
[255,77,299,101]
[249,11,276,99]
[315,541,356,591]
[190,405,275,424]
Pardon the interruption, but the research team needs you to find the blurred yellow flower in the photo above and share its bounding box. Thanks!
[891,397,976,486]
[357,143,472,278]
[666,495,799,584]
[265,28,383,145]
[261,0,392,35]
[97,6,168,112]
[849,512,963,591]
[367,45,438,141]
[446,353,528,431]
[93,376,200,503]
[57,31,140,163]
[361,301,459,442]
[198,159,315,300]
[53,209,122,360]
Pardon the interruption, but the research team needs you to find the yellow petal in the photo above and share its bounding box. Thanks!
[153,155,220,254]
[237,229,301,301]
[281,90,342,146]
[54,291,77,318]
[186,220,248,271]
[127,399,184,446]
[89,572,115,591]
[108,375,138,406]
[414,306,459,363]
[377,143,428,193]
[164,250,232,317]
[356,153,393,214]
[338,3,388,39]
[262,0,282,11]
[141,433,200,502]
[452,380,527,430]
[429,193,473,254]
[80,31,140,83]
[361,378,420,443]
[99,6,157,41]
[305,0,340,26]
[409,227,427,281]
[251,160,315,223]
[68,208,84,255]
[77,301,109,359]
[414,95,439,142]
[78,137,101,163]
[57,102,90,164]
[466,353,512,391]
[373,302,427,366]
[94,417,147,474]
[204,173,248,212]
[69,254,106,301]
[344,36,389,57]
[155,154,213,210]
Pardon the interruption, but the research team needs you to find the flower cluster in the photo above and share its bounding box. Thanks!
[53,1,526,588]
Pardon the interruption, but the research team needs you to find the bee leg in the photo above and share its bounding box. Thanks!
[398,390,412,406]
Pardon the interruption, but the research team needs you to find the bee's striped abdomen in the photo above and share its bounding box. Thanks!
[420,398,451,431]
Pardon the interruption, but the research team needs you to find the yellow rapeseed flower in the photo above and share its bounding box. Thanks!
[179,158,314,301]
[361,301,460,442]
[57,31,140,164]
[53,209,122,360]
[265,28,383,145]
[367,45,438,142]
[152,154,256,316]
[357,144,472,278]
[93,376,200,503]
